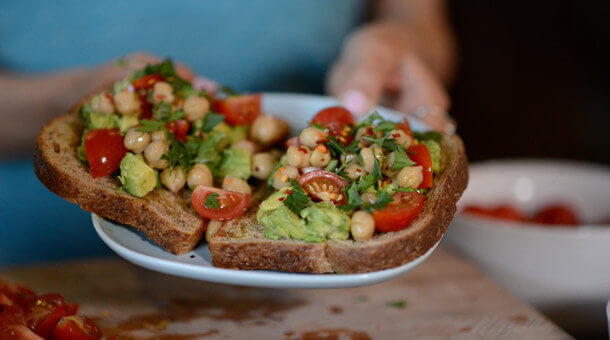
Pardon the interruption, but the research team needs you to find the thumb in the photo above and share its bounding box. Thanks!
[328,52,398,117]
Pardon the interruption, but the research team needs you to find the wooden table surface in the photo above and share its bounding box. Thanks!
[1,247,571,339]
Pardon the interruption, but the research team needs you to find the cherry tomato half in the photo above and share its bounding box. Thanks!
[84,129,127,178]
[50,316,102,340]
[0,283,36,307]
[0,305,26,328]
[137,93,153,119]
[25,294,75,338]
[407,144,433,188]
[166,119,190,142]
[311,106,354,137]
[131,74,164,91]
[0,324,43,340]
[531,204,580,226]
[297,170,348,205]
[396,118,413,137]
[192,186,250,221]
[212,94,261,125]
[373,191,426,232]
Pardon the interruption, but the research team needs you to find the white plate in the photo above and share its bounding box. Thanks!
[92,93,436,289]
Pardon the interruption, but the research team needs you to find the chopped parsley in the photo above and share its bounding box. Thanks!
[326,135,346,158]
[390,148,416,171]
[153,101,173,120]
[201,113,225,132]
[163,140,193,171]
[204,193,220,209]
[373,121,397,133]
[283,179,313,215]
[136,119,166,133]
[340,182,365,212]
[413,131,443,141]
[310,122,326,130]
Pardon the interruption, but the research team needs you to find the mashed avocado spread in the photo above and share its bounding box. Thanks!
[257,187,350,243]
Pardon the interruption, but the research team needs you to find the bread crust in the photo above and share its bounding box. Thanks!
[34,94,206,255]
[210,135,468,273]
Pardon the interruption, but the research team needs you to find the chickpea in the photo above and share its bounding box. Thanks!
[205,220,223,242]
[360,192,377,204]
[388,129,412,148]
[233,140,258,155]
[344,164,367,181]
[351,211,375,242]
[286,145,311,168]
[151,130,169,143]
[355,126,382,146]
[144,140,169,169]
[299,126,327,148]
[123,128,151,154]
[396,166,424,188]
[309,145,331,167]
[272,165,299,190]
[269,149,283,160]
[91,94,114,114]
[160,166,186,193]
[114,91,141,115]
[252,153,276,180]
[360,145,384,173]
[383,151,398,178]
[187,163,213,188]
[222,176,252,195]
[183,95,209,121]
[250,115,289,146]
[151,81,175,104]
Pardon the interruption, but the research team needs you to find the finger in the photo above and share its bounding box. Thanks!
[330,52,398,117]
[396,54,454,133]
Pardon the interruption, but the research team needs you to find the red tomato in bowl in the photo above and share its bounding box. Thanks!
[531,204,580,226]
[297,170,348,205]
[373,191,426,232]
[407,144,433,188]
[463,205,525,222]
[192,186,250,221]
[311,106,354,137]
[50,316,102,340]
[212,94,261,125]
[84,129,127,178]
[166,119,190,142]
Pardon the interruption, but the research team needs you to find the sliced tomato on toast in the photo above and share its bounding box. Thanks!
[192,186,250,221]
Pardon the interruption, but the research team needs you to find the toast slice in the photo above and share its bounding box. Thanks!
[34,94,206,255]
[209,134,468,273]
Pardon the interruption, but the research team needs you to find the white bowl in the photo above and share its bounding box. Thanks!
[445,160,610,333]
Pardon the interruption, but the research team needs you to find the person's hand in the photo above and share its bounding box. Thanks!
[327,21,455,134]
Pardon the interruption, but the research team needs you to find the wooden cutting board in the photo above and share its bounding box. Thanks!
[0,247,571,339]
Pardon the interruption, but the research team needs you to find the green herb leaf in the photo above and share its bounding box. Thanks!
[219,85,239,96]
[386,300,406,309]
[202,113,225,132]
[363,135,402,152]
[283,179,313,215]
[344,140,361,154]
[163,140,193,171]
[136,119,165,133]
[390,148,416,171]
[370,190,393,210]
[325,159,338,172]
[413,131,443,141]
[358,112,386,128]
[310,122,326,130]
[326,135,346,158]
[153,101,173,121]
[395,187,415,192]
[356,174,377,192]
[340,182,364,212]
[204,193,220,209]
[373,121,396,133]
[372,158,382,181]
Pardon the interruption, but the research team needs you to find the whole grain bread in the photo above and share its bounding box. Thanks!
[34,94,206,255]
[209,134,468,273]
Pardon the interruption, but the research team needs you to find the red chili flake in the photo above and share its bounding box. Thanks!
[190,255,195,258]
[104,92,115,104]
[298,146,308,153]
[286,189,293,195]
[278,197,285,202]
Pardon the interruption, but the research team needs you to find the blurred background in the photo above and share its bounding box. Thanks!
[1,0,609,338]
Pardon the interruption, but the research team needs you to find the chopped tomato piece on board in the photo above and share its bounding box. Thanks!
[50,316,102,340]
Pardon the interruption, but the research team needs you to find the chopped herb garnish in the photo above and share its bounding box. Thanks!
[153,101,173,120]
[363,135,402,152]
[219,85,239,97]
[325,159,339,172]
[344,140,361,154]
[311,122,326,130]
[326,135,346,158]
[204,193,220,209]
[386,300,406,309]
[413,131,443,141]
[373,121,397,133]
[163,140,193,171]
[283,179,313,215]
[201,113,225,132]
[390,148,416,171]
[340,182,365,211]
[358,112,386,128]
[136,119,166,133]
[370,190,393,210]
[395,187,415,192]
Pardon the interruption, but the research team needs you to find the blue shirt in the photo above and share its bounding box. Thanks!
[0,0,367,265]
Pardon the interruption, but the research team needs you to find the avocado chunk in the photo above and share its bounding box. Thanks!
[421,139,442,173]
[227,126,248,145]
[216,147,252,180]
[257,189,351,243]
[300,202,350,242]
[118,115,139,134]
[118,153,157,197]
[86,112,119,130]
